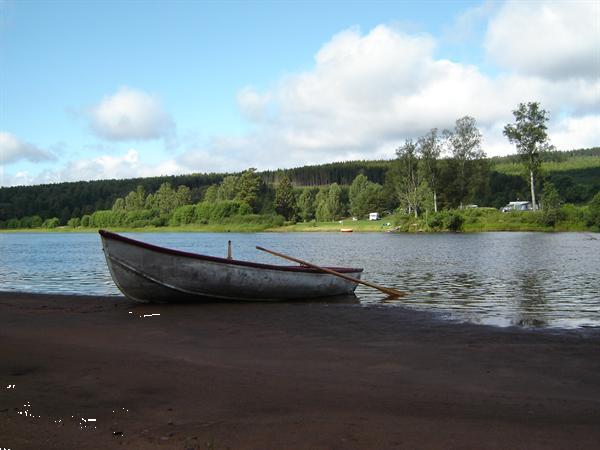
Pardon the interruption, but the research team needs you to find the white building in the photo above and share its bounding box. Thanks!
[369,212,380,220]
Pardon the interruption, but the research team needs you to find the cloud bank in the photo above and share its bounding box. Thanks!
[3,0,598,186]
[485,0,600,80]
[87,87,174,141]
[0,132,55,165]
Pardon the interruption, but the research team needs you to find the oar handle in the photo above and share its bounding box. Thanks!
[256,246,406,298]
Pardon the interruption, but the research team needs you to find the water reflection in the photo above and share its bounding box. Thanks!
[0,231,598,329]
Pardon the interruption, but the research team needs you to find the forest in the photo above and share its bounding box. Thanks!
[1,106,599,232]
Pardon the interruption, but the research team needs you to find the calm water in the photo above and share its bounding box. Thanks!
[1,231,599,329]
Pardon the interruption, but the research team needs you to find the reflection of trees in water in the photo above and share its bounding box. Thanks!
[514,271,549,327]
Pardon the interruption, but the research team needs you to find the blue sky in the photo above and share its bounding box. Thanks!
[1,0,598,186]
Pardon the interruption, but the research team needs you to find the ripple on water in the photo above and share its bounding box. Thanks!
[0,231,598,328]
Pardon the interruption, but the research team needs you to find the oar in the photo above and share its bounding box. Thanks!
[256,246,406,299]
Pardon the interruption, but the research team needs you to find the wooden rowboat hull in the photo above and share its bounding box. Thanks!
[99,230,363,302]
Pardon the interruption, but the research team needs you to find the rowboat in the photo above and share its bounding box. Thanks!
[99,230,363,302]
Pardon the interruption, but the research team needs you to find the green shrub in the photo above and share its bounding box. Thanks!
[67,217,81,228]
[195,200,252,223]
[6,218,21,229]
[42,217,60,229]
[170,205,196,226]
[91,210,127,227]
[587,192,600,227]
[427,210,464,231]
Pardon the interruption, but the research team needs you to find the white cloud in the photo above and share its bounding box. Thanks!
[2,149,189,186]
[88,87,174,141]
[237,87,272,121]
[220,24,598,168]
[59,149,185,181]
[550,115,600,151]
[485,0,600,79]
[5,8,599,186]
[0,132,55,164]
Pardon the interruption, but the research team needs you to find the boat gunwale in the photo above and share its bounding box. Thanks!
[99,229,363,274]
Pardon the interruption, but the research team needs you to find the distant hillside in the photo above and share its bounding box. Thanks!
[1,148,598,222]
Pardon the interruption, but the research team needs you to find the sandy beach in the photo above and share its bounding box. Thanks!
[1,291,599,449]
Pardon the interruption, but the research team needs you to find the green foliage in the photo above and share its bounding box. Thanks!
[195,200,252,223]
[418,128,442,211]
[42,217,60,229]
[587,192,600,228]
[123,209,155,228]
[274,176,297,220]
[349,174,384,218]
[236,168,262,210]
[112,197,125,211]
[67,217,80,228]
[175,185,192,206]
[91,210,127,227]
[540,182,561,226]
[315,183,344,221]
[315,186,329,222]
[6,218,21,229]
[18,215,43,228]
[125,185,146,211]
[427,211,464,231]
[217,175,239,201]
[297,187,317,221]
[203,184,218,203]
[81,215,91,227]
[503,102,553,209]
[170,205,196,226]
[444,116,485,207]
[155,182,177,215]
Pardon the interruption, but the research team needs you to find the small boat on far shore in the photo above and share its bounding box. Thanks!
[99,230,363,302]
[340,228,353,232]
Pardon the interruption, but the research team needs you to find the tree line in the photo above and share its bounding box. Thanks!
[1,102,598,230]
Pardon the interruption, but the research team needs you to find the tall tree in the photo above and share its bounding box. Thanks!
[203,185,218,203]
[349,173,383,218]
[236,168,262,209]
[175,185,192,207]
[297,187,317,222]
[274,176,297,220]
[392,139,422,217]
[444,116,484,208]
[503,102,552,210]
[315,186,330,222]
[418,128,442,212]
[112,197,125,212]
[326,183,344,220]
[125,185,146,211]
[540,182,561,227]
[155,182,177,215]
[217,175,239,201]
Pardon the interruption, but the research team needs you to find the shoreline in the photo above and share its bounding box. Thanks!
[1,225,598,233]
[2,291,599,449]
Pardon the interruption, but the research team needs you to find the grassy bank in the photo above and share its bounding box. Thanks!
[2,209,597,234]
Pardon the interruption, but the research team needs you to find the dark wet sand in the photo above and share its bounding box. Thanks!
[1,291,599,449]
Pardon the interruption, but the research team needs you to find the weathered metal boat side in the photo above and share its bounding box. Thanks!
[99,230,362,302]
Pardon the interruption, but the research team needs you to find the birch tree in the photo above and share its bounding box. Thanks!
[393,139,422,218]
[503,102,552,210]
[444,116,484,208]
[418,128,442,212]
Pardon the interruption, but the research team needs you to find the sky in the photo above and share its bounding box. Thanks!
[0,0,598,187]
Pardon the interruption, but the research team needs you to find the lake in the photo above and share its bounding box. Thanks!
[1,231,598,329]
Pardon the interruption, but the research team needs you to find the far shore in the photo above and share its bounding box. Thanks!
[2,291,600,449]
[1,221,597,234]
